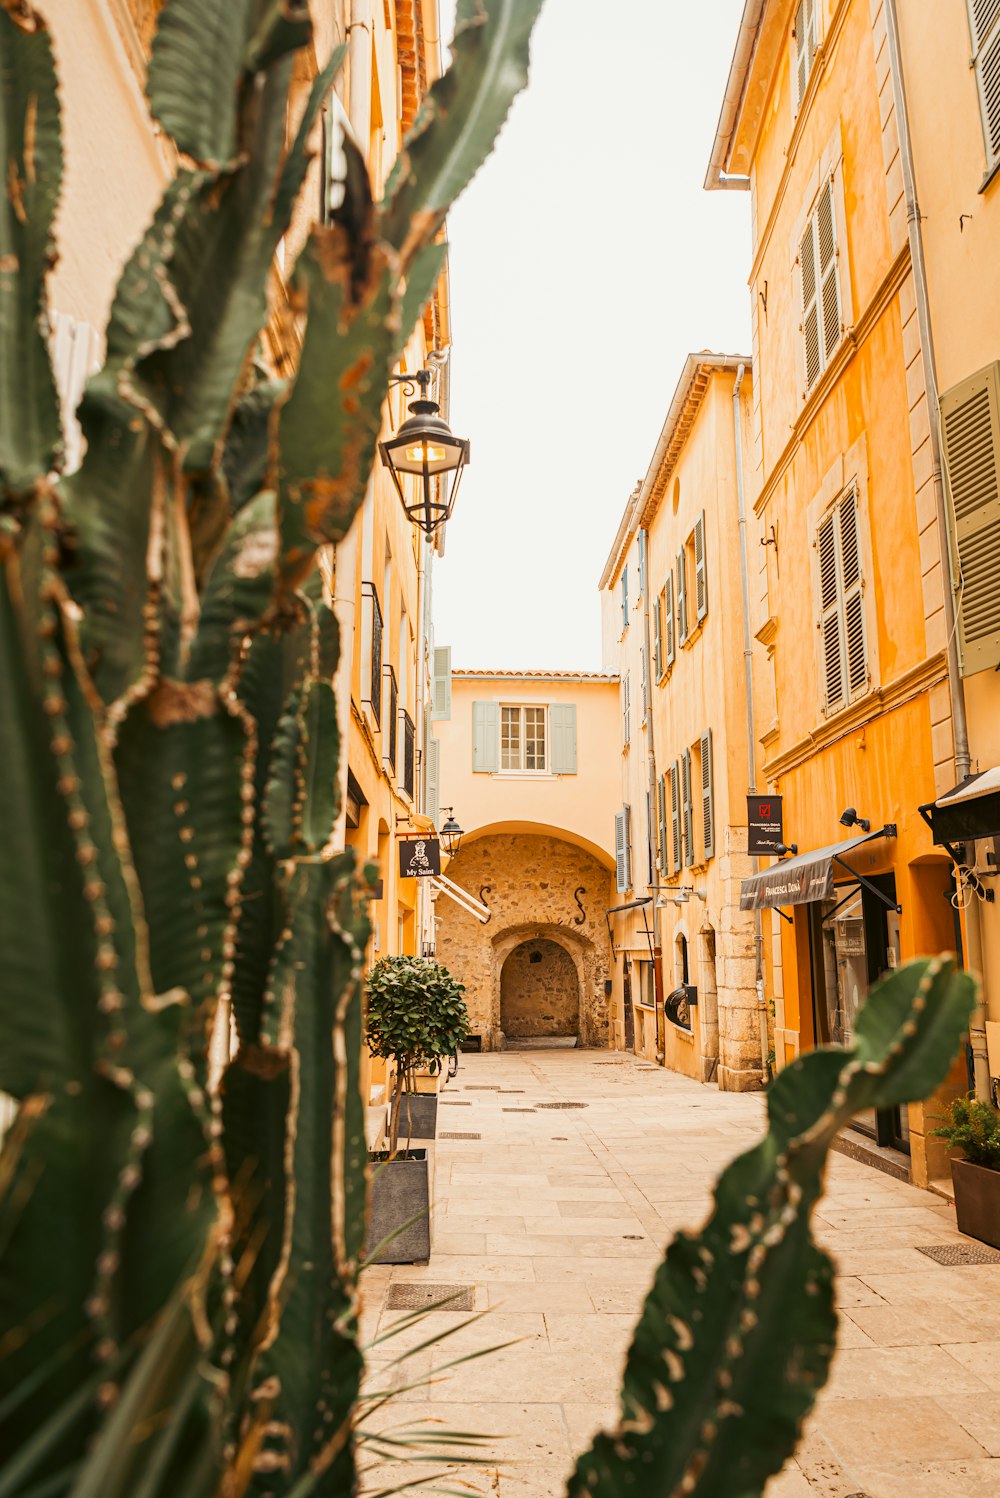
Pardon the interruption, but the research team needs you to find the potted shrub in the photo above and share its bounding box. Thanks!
[364,955,469,1263]
[933,1095,1000,1249]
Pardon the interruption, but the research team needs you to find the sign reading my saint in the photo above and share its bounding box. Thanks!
[398,837,441,879]
[747,794,784,855]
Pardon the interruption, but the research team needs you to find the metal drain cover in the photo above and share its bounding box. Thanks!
[503,1107,536,1113]
[916,1241,1000,1266]
[440,1132,481,1140]
[440,1100,471,1106]
[536,1101,588,1109]
[385,1283,475,1311]
[463,1086,500,1091]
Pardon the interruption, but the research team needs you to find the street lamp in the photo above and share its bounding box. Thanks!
[379,368,470,536]
[439,807,464,857]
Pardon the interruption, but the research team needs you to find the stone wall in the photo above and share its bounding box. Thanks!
[434,833,614,1051]
[501,939,579,1038]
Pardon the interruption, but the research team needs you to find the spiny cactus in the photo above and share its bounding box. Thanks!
[0,1,544,1494]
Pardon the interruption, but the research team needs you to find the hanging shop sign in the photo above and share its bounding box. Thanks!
[747,794,784,855]
[398,837,441,879]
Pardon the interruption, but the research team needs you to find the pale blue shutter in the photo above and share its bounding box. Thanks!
[614,811,628,892]
[637,529,647,597]
[665,574,676,665]
[624,803,633,888]
[657,773,668,872]
[694,512,708,622]
[700,728,714,860]
[676,549,688,642]
[431,645,452,720]
[425,735,440,827]
[653,594,662,677]
[670,760,681,872]
[550,703,577,773]
[472,701,499,772]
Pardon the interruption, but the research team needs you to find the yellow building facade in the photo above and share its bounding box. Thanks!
[708,0,975,1184]
[600,358,770,1090]
[432,670,620,1051]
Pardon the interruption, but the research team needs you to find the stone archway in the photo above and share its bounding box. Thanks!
[500,938,580,1040]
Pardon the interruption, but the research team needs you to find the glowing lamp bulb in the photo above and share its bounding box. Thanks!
[404,442,448,464]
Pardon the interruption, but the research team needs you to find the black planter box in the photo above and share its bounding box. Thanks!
[951,1156,1000,1250]
[396,1091,438,1142]
[366,1149,430,1264]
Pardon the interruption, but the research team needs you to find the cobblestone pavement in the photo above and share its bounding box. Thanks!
[359,1048,1000,1497]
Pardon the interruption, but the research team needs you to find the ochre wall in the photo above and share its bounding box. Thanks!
[434,834,615,1051]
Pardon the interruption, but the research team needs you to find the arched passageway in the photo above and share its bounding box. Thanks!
[500,938,580,1040]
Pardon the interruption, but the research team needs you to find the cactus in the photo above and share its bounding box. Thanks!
[0,0,544,1493]
[565,956,976,1498]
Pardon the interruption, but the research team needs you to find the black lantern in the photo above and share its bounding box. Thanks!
[439,807,464,857]
[379,369,470,536]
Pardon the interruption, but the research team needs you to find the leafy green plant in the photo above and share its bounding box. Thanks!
[932,1094,1000,1170]
[365,955,469,1152]
[0,0,543,1493]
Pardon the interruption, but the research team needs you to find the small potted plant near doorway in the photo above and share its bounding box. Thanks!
[933,1095,1000,1249]
[364,955,469,1263]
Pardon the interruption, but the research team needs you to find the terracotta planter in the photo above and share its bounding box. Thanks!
[950,1156,1000,1249]
[366,1149,430,1265]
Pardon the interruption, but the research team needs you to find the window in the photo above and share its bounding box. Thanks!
[636,960,656,1010]
[940,361,1000,675]
[699,728,715,862]
[637,530,647,599]
[361,581,383,726]
[816,486,868,713]
[615,805,633,893]
[431,645,452,721]
[653,591,663,678]
[676,511,708,646]
[676,547,688,643]
[621,567,629,632]
[472,702,577,773]
[800,178,841,392]
[640,644,649,721]
[681,749,694,868]
[794,0,819,108]
[621,673,631,746]
[663,575,676,670]
[657,773,668,873]
[400,710,415,798]
[669,759,681,874]
[383,665,398,773]
[968,0,1000,177]
[500,705,547,771]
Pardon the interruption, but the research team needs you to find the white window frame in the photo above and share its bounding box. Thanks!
[499,703,549,773]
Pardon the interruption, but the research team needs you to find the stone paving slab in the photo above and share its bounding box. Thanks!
[359,1048,1000,1496]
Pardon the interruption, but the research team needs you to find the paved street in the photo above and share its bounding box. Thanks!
[360,1048,1000,1497]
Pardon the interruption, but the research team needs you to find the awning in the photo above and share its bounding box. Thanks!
[739,827,894,912]
[920,768,1000,847]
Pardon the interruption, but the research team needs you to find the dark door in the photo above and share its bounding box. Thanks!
[622,962,635,1052]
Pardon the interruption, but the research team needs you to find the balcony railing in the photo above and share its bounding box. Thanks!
[383,665,398,774]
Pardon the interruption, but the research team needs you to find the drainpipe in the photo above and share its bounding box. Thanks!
[733,364,769,1086]
[639,527,663,1058]
[347,0,372,151]
[883,0,989,1100]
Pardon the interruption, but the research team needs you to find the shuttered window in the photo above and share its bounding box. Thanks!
[681,750,694,868]
[664,574,676,667]
[968,0,1000,174]
[816,486,868,713]
[676,548,688,643]
[401,710,415,798]
[550,704,578,773]
[621,673,631,746]
[501,705,546,771]
[472,701,500,772]
[615,806,632,893]
[423,728,440,826]
[361,582,383,726]
[640,643,649,720]
[700,728,715,862]
[670,760,681,874]
[637,529,647,598]
[694,511,708,623]
[795,0,818,107]
[621,567,629,631]
[800,177,841,393]
[431,645,452,720]
[653,594,663,678]
[657,773,668,873]
[940,362,1000,675]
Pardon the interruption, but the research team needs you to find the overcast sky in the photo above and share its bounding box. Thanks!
[432,0,751,672]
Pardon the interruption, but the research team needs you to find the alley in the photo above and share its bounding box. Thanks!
[361,1048,1000,1498]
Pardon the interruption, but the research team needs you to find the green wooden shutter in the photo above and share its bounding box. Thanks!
[614,811,628,893]
[694,511,708,622]
[940,362,1000,675]
[676,548,688,642]
[670,760,681,873]
[665,574,676,665]
[550,703,578,773]
[472,700,499,772]
[431,645,452,720]
[653,592,663,677]
[657,773,668,872]
[681,749,694,867]
[700,728,715,861]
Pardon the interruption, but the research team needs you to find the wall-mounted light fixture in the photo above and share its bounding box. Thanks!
[839,807,871,833]
[774,842,799,857]
[380,368,470,536]
[439,807,464,857]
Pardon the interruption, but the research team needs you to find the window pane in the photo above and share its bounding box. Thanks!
[524,707,546,770]
[501,706,520,770]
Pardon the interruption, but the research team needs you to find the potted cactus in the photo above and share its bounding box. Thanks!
[364,955,468,1263]
[933,1096,1000,1248]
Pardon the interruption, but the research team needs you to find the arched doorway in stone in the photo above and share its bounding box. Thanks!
[499,938,580,1046]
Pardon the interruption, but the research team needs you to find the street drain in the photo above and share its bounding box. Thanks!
[536,1101,588,1109]
[503,1107,536,1113]
[385,1283,475,1312]
[499,1089,525,1094]
[463,1086,500,1091]
[623,1235,644,1240]
[440,1100,471,1105]
[594,1061,627,1066]
[439,1132,482,1141]
[916,1242,1000,1266]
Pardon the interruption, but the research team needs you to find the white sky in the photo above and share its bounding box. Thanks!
[433,0,751,671]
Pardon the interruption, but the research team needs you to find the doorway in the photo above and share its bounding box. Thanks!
[809,872,908,1153]
[622,961,635,1051]
[500,939,579,1041]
